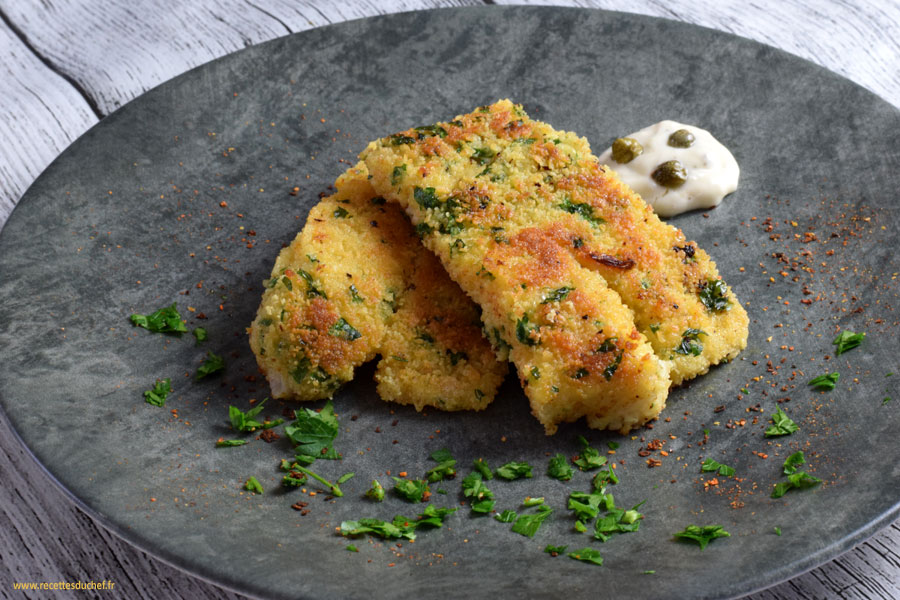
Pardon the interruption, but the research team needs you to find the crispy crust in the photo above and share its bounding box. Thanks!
[248,163,507,411]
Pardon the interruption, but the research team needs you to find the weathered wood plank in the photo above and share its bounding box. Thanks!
[0,20,97,216]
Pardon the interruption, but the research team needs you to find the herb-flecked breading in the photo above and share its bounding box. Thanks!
[362,100,749,433]
[249,164,507,412]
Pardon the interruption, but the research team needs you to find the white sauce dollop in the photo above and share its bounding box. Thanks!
[597,120,739,218]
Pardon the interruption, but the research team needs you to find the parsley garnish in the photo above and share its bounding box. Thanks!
[884,397,892,405]
[782,451,806,475]
[495,510,517,523]
[143,378,172,407]
[594,501,644,542]
[673,525,730,550]
[282,473,307,487]
[541,286,574,304]
[337,472,355,485]
[473,458,494,480]
[765,407,799,437]
[391,164,407,185]
[558,198,604,226]
[244,476,263,495]
[547,453,574,481]
[495,461,533,480]
[516,315,540,346]
[602,351,623,380]
[215,439,247,447]
[348,284,364,303]
[413,186,441,209]
[425,448,457,482]
[328,317,362,341]
[229,399,283,432]
[333,207,350,219]
[607,442,620,450]
[567,547,603,566]
[414,125,448,139]
[393,477,429,503]
[346,545,358,552]
[774,527,782,536]
[523,497,545,507]
[573,436,607,471]
[471,147,497,165]
[698,278,731,312]
[701,458,735,477]
[771,451,822,498]
[674,328,706,356]
[511,505,553,537]
[545,544,568,557]
[192,327,207,343]
[283,400,340,461]
[130,303,187,334]
[292,465,343,496]
[196,351,225,380]
[833,330,865,355]
[808,372,839,390]
[461,472,495,513]
[365,480,385,502]
[341,505,457,541]
[771,472,822,498]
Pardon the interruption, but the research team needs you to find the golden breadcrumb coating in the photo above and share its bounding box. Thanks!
[248,163,507,411]
[362,100,747,433]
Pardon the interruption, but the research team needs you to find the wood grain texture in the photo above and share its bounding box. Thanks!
[0,1,898,599]
[0,18,97,217]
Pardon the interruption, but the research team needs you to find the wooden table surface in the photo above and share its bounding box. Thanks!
[1,1,898,598]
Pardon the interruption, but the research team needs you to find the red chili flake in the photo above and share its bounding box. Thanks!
[646,458,662,468]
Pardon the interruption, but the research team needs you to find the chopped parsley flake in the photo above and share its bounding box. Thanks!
[541,286,574,304]
[192,327,207,343]
[333,207,350,219]
[336,472,355,485]
[673,525,730,550]
[808,372,839,390]
[833,330,865,355]
[765,407,799,437]
[143,378,172,407]
[774,527,782,536]
[196,351,225,380]
[291,464,343,496]
[365,480,385,502]
[473,458,494,480]
[567,547,603,566]
[558,198,604,226]
[593,501,644,542]
[771,471,823,498]
[698,278,731,312]
[494,461,533,480]
[393,477,430,503]
[511,505,553,538]
[495,510,517,523]
[544,544,568,556]
[461,472,495,514]
[547,454,574,481]
[573,436,607,471]
[391,164,407,185]
[328,317,362,341]
[515,315,540,346]
[229,399,283,432]
[215,439,247,447]
[244,476,264,495]
[782,451,806,475]
[701,458,735,477]
[523,497,545,507]
[283,400,340,461]
[348,284,364,303]
[674,328,706,356]
[341,505,457,541]
[346,545,358,552]
[130,303,187,334]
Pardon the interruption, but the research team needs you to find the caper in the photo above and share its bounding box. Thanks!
[611,137,643,164]
[652,160,688,188]
[668,129,695,148]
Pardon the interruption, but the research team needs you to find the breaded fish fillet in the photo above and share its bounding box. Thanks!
[249,163,507,412]
[362,100,748,433]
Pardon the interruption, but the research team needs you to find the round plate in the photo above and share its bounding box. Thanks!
[2,7,898,599]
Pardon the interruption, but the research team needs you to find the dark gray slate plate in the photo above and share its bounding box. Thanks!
[1,7,898,600]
